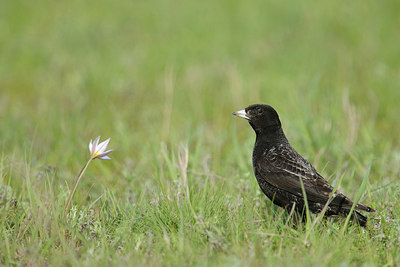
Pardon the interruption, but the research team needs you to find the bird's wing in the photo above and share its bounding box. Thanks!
[256,146,355,210]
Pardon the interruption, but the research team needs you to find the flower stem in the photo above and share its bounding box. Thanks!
[63,158,92,223]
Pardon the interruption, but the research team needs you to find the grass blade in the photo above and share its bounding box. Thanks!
[341,161,373,233]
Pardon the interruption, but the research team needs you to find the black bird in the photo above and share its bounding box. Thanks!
[233,104,376,226]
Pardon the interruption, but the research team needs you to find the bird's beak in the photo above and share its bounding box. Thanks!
[233,109,250,120]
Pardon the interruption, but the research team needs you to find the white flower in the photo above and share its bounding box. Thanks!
[89,136,114,160]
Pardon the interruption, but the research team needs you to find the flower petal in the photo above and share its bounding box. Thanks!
[99,149,114,157]
[98,155,111,160]
[96,138,110,154]
[93,136,101,150]
[89,139,93,152]
[91,136,101,157]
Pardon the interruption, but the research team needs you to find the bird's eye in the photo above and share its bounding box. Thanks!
[256,107,263,114]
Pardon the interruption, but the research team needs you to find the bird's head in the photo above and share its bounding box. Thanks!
[233,104,281,133]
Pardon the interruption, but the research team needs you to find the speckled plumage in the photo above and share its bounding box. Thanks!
[233,104,376,227]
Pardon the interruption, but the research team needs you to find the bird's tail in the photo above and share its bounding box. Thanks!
[355,202,377,213]
[349,211,368,227]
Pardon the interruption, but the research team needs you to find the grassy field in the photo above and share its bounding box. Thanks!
[1,0,400,265]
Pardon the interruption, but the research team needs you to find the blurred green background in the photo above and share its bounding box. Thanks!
[2,0,399,184]
[1,0,400,265]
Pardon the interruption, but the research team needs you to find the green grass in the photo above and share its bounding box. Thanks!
[1,0,400,265]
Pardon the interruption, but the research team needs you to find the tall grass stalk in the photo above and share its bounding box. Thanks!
[341,161,373,234]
